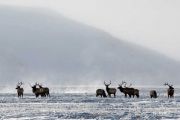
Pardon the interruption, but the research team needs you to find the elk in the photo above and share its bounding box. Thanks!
[96,89,107,98]
[117,81,139,98]
[164,83,174,98]
[150,90,157,98]
[31,83,50,97]
[104,81,116,97]
[37,83,50,97]
[15,82,24,98]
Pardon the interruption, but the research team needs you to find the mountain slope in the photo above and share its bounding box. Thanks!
[0,6,180,86]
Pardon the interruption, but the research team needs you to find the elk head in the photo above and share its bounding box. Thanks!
[164,82,174,89]
[117,81,126,92]
[31,82,38,92]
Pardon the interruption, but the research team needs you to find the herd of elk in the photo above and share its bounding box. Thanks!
[15,82,50,98]
[31,83,50,98]
[15,81,175,99]
[15,82,24,98]
[96,81,175,99]
[117,81,139,98]
[104,81,117,97]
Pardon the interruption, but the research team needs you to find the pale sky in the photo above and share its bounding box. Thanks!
[1,0,180,61]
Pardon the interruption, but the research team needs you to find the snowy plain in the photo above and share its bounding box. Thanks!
[0,87,180,120]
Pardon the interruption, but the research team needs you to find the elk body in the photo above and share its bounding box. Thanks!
[104,81,116,97]
[150,90,157,98]
[164,83,174,98]
[96,89,107,97]
[117,81,139,98]
[15,82,24,98]
[31,83,50,97]
[38,84,50,97]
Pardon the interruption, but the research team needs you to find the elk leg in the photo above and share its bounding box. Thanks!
[136,94,139,98]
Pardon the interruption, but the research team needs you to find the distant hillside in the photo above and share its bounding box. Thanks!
[0,6,180,86]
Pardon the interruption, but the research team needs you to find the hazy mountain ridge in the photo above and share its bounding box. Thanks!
[0,6,180,86]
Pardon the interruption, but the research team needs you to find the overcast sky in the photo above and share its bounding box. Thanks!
[0,0,180,61]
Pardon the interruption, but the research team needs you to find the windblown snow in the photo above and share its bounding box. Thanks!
[0,87,180,119]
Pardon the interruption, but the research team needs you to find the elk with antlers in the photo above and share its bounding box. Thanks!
[164,82,174,98]
[104,81,116,97]
[31,83,50,97]
[117,81,139,98]
[15,82,24,98]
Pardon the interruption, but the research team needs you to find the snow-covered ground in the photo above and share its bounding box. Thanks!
[0,87,180,119]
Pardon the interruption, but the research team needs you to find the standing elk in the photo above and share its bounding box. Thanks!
[96,89,107,97]
[104,81,116,97]
[15,82,24,98]
[164,83,174,98]
[31,83,50,97]
[117,81,139,98]
[150,90,157,98]
[37,83,50,97]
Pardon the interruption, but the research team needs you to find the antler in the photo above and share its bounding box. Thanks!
[164,82,171,86]
[124,82,127,87]
[128,83,132,87]
[164,82,168,86]
[17,82,23,86]
[104,81,111,86]
[119,81,126,86]
[35,82,39,86]
[164,82,173,87]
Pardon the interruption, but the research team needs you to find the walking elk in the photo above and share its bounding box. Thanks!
[15,82,24,98]
[117,81,139,98]
[164,83,174,98]
[96,89,107,97]
[104,81,116,97]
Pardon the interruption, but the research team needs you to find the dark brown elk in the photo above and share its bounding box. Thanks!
[150,90,157,98]
[15,82,24,98]
[31,83,50,97]
[117,81,139,98]
[164,83,174,98]
[36,83,50,97]
[96,89,107,97]
[104,81,116,97]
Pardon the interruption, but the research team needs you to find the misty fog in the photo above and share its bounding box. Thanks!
[0,6,180,88]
